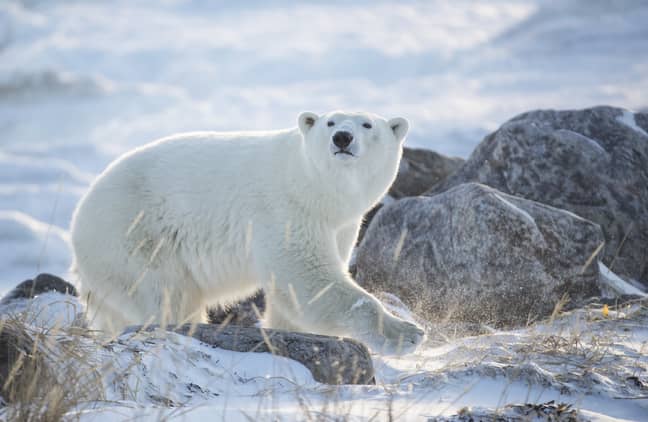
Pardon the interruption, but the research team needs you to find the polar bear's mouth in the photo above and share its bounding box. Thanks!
[334,150,355,156]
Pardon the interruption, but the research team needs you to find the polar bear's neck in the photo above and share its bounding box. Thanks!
[278,131,384,228]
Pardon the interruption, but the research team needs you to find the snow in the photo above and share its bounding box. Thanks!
[599,262,647,298]
[1,1,648,420]
[0,291,81,328]
[2,291,648,421]
[616,110,648,138]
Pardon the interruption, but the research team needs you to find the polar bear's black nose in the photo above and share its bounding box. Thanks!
[333,131,354,149]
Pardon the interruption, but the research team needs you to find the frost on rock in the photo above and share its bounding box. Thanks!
[598,262,647,298]
[616,109,648,137]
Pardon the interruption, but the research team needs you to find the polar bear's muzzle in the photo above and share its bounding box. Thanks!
[331,130,358,158]
[333,131,353,149]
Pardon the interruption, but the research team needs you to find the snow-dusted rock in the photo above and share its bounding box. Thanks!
[124,323,375,385]
[430,106,648,288]
[0,273,77,304]
[355,183,603,327]
[432,401,584,422]
[389,147,464,199]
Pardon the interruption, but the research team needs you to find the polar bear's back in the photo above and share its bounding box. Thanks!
[73,128,298,238]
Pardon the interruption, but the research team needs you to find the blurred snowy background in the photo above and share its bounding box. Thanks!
[1,0,648,292]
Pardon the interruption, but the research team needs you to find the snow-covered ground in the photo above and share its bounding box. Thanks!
[1,1,648,420]
[1,292,647,421]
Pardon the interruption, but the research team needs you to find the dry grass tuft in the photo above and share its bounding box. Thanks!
[0,316,104,421]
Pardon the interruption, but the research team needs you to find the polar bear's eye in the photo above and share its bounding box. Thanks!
[327,121,335,127]
[362,122,372,129]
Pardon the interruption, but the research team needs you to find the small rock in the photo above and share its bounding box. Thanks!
[431,401,584,422]
[390,147,464,199]
[0,273,78,304]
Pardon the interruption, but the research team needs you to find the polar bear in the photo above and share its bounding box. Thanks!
[70,110,424,353]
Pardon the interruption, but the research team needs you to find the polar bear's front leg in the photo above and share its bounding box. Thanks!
[255,228,423,354]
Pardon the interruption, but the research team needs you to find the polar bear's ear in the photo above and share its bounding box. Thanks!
[388,117,409,143]
[298,112,319,136]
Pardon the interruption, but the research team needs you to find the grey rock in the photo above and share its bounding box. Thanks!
[355,183,604,327]
[430,106,648,287]
[0,273,78,305]
[430,401,583,422]
[124,323,374,385]
[356,148,463,247]
[206,290,265,327]
[389,147,464,199]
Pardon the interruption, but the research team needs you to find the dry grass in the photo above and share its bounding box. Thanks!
[0,314,104,421]
[0,296,645,421]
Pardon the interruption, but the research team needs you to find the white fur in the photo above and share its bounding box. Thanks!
[70,110,423,353]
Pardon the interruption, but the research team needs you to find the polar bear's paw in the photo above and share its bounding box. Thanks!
[367,315,424,355]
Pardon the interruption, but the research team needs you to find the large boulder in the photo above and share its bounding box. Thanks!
[389,147,464,199]
[355,183,604,327]
[430,106,648,287]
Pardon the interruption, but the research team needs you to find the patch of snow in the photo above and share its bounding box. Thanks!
[100,330,317,408]
[0,291,82,328]
[616,109,648,137]
[599,261,647,297]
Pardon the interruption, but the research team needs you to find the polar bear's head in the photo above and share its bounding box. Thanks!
[298,111,408,166]
[297,110,408,211]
